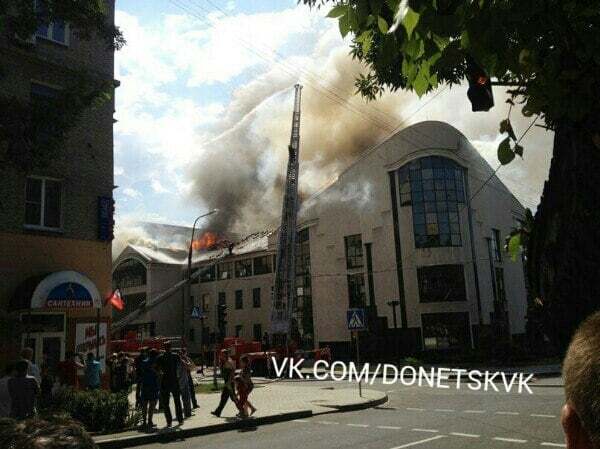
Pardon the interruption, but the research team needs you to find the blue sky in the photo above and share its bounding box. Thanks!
[112,0,552,253]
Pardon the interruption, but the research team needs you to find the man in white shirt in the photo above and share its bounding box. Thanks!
[21,347,41,384]
[0,363,15,418]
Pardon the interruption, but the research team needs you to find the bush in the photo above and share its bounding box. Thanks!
[44,388,140,433]
[0,416,96,449]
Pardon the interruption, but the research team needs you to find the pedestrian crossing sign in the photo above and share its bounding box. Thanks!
[347,308,367,330]
[191,306,204,320]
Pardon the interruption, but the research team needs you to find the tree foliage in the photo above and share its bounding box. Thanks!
[302,0,600,130]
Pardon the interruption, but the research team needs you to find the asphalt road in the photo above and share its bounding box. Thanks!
[137,376,566,449]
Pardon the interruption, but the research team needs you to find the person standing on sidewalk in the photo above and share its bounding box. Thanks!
[20,348,41,384]
[156,342,184,427]
[140,349,160,430]
[176,350,192,418]
[180,347,199,409]
[134,347,148,408]
[236,355,256,418]
[211,349,237,418]
[8,360,39,420]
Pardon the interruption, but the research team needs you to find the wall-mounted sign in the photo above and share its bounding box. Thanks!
[46,282,94,308]
[31,271,101,309]
[75,322,107,371]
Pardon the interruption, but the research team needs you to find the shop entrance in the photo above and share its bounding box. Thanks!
[20,313,66,372]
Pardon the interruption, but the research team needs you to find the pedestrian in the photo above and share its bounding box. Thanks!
[140,349,160,430]
[114,352,130,392]
[180,347,199,409]
[134,347,148,407]
[106,353,118,392]
[156,342,184,427]
[236,355,256,418]
[262,332,270,350]
[211,349,237,418]
[8,360,39,420]
[21,347,41,384]
[84,352,101,390]
[176,350,192,418]
[39,362,54,407]
[57,352,84,389]
[0,363,15,418]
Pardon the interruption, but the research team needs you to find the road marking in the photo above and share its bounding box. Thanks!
[496,411,520,415]
[463,410,486,414]
[386,390,395,393]
[292,419,308,423]
[540,443,566,447]
[317,421,339,425]
[406,407,425,411]
[531,414,557,418]
[493,437,528,443]
[434,409,455,412]
[378,425,402,430]
[347,424,370,428]
[411,428,439,433]
[450,432,480,438]
[390,435,446,448]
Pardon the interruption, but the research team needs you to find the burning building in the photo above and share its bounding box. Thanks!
[112,121,529,360]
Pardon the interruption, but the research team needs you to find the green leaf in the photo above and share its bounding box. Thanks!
[432,33,449,51]
[327,5,347,18]
[514,144,524,158]
[366,14,375,26]
[499,119,517,140]
[508,234,521,261]
[385,0,400,13]
[378,15,389,34]
[460,30,470,49]
[404,38,424,59]
[519,49,531,65]
[497,137,515,165]
[402,7,420,39]
[412,70,429,97]
[339,13,350,38]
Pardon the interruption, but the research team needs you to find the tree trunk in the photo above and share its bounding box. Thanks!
[528,119,600,353]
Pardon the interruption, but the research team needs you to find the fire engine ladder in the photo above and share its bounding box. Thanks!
[271,84,302,339]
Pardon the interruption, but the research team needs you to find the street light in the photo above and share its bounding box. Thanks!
[184,209,219,343]
[387,300,401,365]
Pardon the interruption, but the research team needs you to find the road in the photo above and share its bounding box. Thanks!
[137,376,566,449]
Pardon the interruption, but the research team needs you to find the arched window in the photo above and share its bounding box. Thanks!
[397,156,465,248]
[113,259,147,289]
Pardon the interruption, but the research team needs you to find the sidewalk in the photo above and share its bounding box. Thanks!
[93,383,387,449]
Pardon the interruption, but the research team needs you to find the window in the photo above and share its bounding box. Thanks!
[347,273,366,308]
[235,325,243,338]
[199,265,216,283]
[495,267,506,303]
[201,293,210,312]
[35,0,69,45]
[397,156,465,248]
[253,324,262,342]
[25,177,62,229]
[188,328,195,342]
[253,255,273,275]
[217,261,232,280]
[235,259,252,278]
[417,265,466,303]
[252,288,261,308]
[235,290,243,310]
[422,312,470,350]
[344,234,364,269]
[491,229,502,262]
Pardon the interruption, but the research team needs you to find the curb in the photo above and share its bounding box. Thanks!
[93,393,387,449]
[95,410,312,449]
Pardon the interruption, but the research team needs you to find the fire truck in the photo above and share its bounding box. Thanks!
[109,331,185,355]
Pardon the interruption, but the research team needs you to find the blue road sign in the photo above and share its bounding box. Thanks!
[191,306,204,320]
[347,308,367,331]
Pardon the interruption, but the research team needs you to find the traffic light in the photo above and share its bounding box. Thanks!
[466,59,494,112]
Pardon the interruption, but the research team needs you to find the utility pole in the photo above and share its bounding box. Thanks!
[387,300,400,364]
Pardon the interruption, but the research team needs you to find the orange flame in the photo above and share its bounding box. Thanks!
[192,231,219,251]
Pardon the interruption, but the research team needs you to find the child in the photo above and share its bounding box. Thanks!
[236,355,256,418]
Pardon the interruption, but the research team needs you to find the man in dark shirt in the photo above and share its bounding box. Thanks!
[8,360,39,420]
[156,342,184,426]
[211,349,237,418]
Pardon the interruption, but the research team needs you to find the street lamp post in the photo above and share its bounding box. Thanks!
[184,209,218,345]
[387,300,400,364]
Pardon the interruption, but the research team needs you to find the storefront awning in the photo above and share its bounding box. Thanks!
[10,271,102,311]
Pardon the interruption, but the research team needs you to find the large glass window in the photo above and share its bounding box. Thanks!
[347,273,366,308]
[422,312,470,350]
[25,177,62,229]
[344,234,364,269]
[491,229,502,262]
[113,259,147,289]
[397,156,465,248]
[252,288,261,308]
[199,265,215,283]
[35,0,69,45]
[235,259,252,278]
[253,255,272,275]
[235,290,243,309]
[417,265,466,303]
[217,261,232,280]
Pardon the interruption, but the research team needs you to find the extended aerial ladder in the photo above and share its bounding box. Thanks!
[271,84,303,344]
